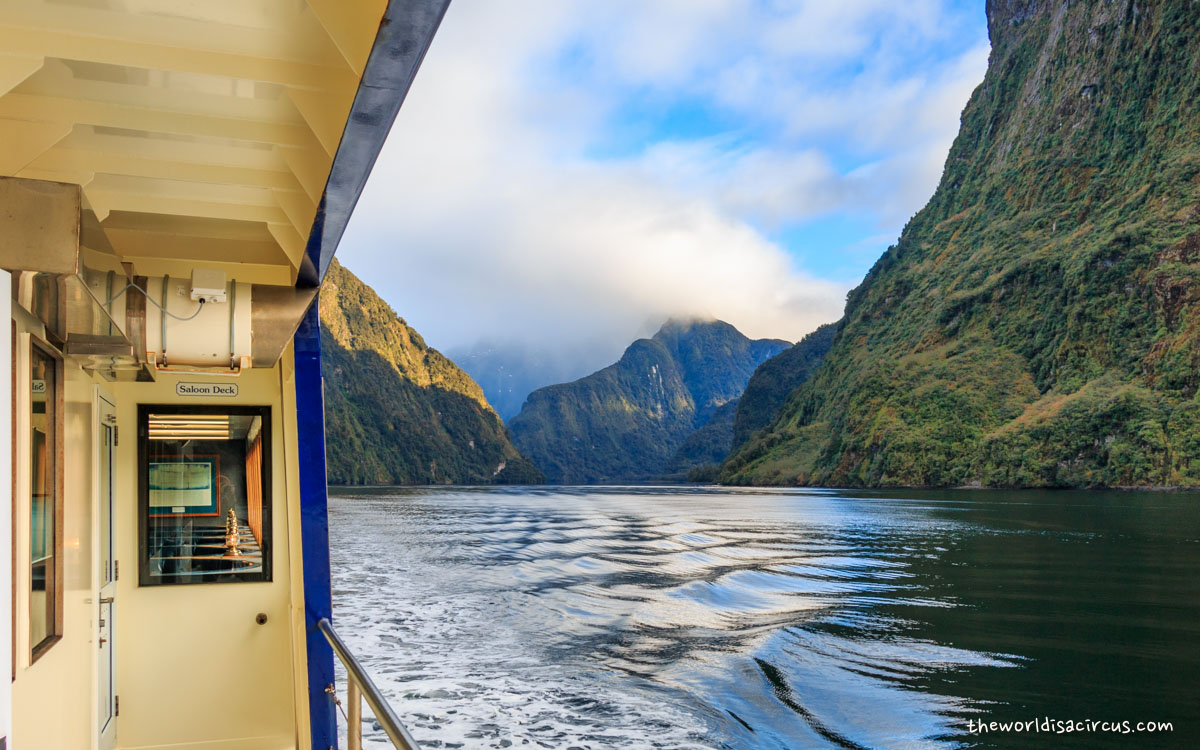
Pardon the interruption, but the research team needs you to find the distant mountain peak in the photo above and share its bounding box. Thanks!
[657,315,720,330]
[508,319,789,484]
[653,316,749,341]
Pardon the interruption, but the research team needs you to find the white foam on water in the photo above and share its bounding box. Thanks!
[329,496,720,749]
[327,487,1013,749]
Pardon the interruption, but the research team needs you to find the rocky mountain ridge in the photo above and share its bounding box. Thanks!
[723,0,1200,488]
[509,318,789,483]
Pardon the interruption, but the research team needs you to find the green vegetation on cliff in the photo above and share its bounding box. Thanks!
[724,0,1200,488]
[731,323,837,451]
[320,260,543,485]
[666,400,739,478]
[509,319,788,483]
[675,324,836,483]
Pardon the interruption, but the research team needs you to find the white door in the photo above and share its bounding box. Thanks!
[97,391,117,749]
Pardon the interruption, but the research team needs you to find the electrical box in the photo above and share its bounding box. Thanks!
[190,268,227,303]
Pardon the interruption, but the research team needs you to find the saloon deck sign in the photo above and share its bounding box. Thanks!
[176,382,238,397]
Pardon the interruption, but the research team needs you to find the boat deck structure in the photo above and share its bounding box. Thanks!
[0,1,451,748]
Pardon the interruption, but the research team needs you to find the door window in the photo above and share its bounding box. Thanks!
[137,405,271,585]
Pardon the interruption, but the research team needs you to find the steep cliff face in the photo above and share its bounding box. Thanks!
[725,0,1200,487]
[320,260,543,485]
[731,323,837,451]
[509,319,788,483]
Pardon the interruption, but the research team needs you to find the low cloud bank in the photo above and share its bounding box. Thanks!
[339,0,988,359]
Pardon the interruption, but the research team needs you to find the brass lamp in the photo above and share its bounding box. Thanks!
[223,509,242,558]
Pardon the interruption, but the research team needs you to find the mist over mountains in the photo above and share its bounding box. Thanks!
[507,318,790,483]
[448,339,629,422]
[322,1,1200,492]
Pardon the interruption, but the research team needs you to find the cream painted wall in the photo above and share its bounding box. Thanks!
[109,363,303,750]
[1,273,12,743]
[9,308,310,750]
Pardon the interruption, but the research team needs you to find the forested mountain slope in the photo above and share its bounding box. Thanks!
[731,323,837,452]
[724,0,1200,488]
[320,260,542,485]
[509,319,788,483]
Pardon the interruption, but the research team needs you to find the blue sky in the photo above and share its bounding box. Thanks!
[341,0,991,365]
[563,0,989,283]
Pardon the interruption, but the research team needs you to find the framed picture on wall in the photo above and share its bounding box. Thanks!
[147,456,221,517]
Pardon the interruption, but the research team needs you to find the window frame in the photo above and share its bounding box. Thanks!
[136,403,273,587]
[28,335,64,662]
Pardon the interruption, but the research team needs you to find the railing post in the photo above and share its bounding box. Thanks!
[348,680,362,750]
[318,619,421,749]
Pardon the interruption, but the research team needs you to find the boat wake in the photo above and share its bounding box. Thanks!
[329,486,1017,749]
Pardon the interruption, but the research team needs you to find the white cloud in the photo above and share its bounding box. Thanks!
[338,0,989,360]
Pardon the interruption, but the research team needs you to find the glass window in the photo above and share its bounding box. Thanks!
[138,405,271,586]
[29,341,61,655]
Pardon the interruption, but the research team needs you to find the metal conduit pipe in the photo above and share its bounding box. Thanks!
[105,269,115,334]
[228,278,237,369]
[161,273,169,367]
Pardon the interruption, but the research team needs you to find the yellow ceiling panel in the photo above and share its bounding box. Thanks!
[102,212,290,266]
[0,118,70,173]
[0,0,390,284]
[0,53,44,96]
[26,147,301,192]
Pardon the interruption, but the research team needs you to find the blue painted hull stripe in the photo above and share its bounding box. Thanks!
[295,302,337,750]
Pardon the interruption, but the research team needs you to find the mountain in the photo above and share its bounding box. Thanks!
[666,323,838,482]
[730,323,837,451]
[723,0,1200,488]
[508,319,789,483]
[319,260,543,485]
[448,341,618,421]
[666,400,739,478]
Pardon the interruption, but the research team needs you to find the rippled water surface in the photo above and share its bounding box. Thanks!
[328,487,1200,748]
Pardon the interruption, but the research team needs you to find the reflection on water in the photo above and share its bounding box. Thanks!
[328,487,1200,749]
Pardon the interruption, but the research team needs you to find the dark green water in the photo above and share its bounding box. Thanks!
[329,487,1200,748]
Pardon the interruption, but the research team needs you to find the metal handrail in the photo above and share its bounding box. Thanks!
[317,618,421,750]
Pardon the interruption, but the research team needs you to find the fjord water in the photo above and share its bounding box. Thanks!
[328,487,1200,748]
